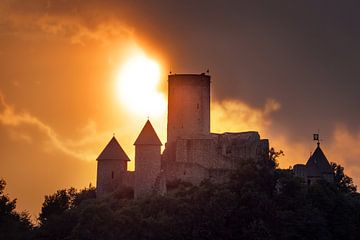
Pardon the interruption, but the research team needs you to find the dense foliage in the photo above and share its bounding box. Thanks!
[0,179,33,240]
[1,157,360,240]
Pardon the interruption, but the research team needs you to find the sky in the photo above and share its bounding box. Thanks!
[1,0,360,219]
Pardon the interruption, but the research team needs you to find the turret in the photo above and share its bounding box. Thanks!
[96,136,130,197]
[134,120,162,199]
[305,143,334,184]
[293,136,334,185]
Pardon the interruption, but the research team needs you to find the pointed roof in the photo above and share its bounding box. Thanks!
[97,136,130,161]
[306,144,332,176]
[134,120,162,146]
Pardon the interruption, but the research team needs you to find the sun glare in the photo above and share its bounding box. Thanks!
[116,52,166,117]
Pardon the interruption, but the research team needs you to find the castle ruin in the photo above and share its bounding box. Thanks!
[96,73,269,198]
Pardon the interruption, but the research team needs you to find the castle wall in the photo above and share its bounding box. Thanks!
[163,132,269,186]
[171,132,269,168]
[293,164,334,185]
[135,145,161,198]
[167,74,210,144]
[213,132,268,162]
[165,162,209,185]
[293,164,307,180]
[96,160,127,196]
[123,171,135,187]
[136,130,270,188]
[175,138,217,169]
[209,168,232,183]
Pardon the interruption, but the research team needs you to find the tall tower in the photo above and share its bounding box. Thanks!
[134,120,162,199]
[167,73,211,144]
[96,136,130,197]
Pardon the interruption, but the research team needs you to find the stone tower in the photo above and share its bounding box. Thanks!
[167,73,211,144]
[134,120,162,199]
[96,136,130,196]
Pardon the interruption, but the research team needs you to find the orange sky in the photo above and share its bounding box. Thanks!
[1,0,360,220]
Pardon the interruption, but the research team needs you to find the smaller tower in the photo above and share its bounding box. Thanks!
[96,136,130,197]
[305,142,334,184]
[293,134,334,185]
[134,120,162,199]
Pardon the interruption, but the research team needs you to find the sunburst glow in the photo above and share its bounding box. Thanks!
[116,52,166,117]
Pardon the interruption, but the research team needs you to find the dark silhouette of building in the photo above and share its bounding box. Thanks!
[294,142,334,185]
[96,73,269,198]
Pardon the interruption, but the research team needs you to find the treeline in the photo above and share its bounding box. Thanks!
[1,158,360,240]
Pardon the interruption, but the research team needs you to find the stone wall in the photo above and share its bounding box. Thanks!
[293,164,307,180]
[123,171,135,188]
[162,131,269,186]
[167,74,210,144]
[165,162,209,185]
[96,160,127,197]
[212,132,269,164]
[174,138,215,168]
[135,145,161,199]
[293,164,334,185]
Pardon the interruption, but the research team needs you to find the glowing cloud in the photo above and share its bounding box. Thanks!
[0,92,103,161]
[211,98,281,134]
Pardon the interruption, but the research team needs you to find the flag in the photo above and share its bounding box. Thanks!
[313,134,319,141]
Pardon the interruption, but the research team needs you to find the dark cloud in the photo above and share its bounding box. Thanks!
[2,0,359,146]
[128,0,360,142]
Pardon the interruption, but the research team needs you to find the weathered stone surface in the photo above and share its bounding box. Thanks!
[162,131,269,185]
[134,120,162,199]
[134,145,162,198]
[167,74,210,144]
[96,161,130,197]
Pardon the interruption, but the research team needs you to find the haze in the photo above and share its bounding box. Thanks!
[0,0,359,218]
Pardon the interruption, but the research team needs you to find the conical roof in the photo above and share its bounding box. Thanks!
[134,120,162,146]
[97,136,130,161]
[306,144,332,176]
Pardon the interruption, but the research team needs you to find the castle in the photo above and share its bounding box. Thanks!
[96,73,269,198]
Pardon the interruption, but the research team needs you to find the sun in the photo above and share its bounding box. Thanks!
[116,52,166,117]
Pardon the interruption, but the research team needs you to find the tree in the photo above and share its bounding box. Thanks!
[0,178,32,240]
[331,162,357,193]
[32,160,360,240]
[38,186,96,225]
[269,147,284,168]
[38,188,75,225]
